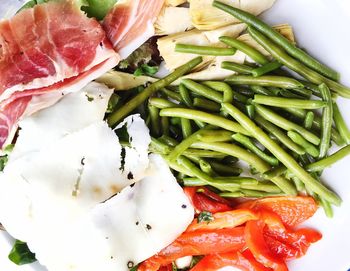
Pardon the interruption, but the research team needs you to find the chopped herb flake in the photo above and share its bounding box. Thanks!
[8,240,37,266]
[197,211,214,223]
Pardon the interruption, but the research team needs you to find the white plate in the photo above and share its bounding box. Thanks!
[1,0,350,270]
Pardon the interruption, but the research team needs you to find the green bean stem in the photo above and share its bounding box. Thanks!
[219,36,269,65]
[246,104,255,119]
[190,141,297,195]
[333,103,350,144]
[287,131,320,158]
[251,61,282,77]
[232,133,279,166]
[175,43,237,56]
[254,104,320,145]
[319,84,333,158]
[226,75,304,89]
[253,95,326,109]
[212,1,339,81]
[160,108,250,135]
[306,145,350,172]
[222,102,341,205]
[221,61,254,74]
[247,27,350,98]
[108,57,202,126]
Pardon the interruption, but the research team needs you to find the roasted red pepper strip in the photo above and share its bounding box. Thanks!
[245,220,288,271]
[238,196,318,227]
[184,187,232,213]
[190,250,272,271]
[138,227,246,271]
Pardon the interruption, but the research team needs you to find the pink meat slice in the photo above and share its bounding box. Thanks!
[0,1,120,149]
[103,0,164,58]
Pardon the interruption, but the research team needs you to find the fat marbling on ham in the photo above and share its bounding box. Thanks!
[0,1,120,149]
[103,0,165,59]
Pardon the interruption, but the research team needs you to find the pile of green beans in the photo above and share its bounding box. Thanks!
[106,5,350,218]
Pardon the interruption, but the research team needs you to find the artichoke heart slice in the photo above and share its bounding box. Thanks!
[155,7,194,35]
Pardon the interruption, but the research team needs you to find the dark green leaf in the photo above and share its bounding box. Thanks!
[197,211,214,223]
[81,0,117,20]
[8,240,37,265]
[134,64,159,77]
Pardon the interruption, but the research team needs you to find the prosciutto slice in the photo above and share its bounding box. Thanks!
[0,1,120,149]
[103,0,164,59]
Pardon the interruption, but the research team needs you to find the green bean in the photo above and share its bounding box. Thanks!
[108,57,202,126]
[291,176,306,192]
[287,131,320,158]
[199,159,216,176]
[319,84,333,158]
[247,27,350,98]
[148,104,160,137]
[222,156,239,165]
[333,103,350,144]
[290,88,313,98]
[253,95,326,109]
[263,166,287,180]
[181,119,193,138]
[221,190,283,198]
[232,133,279,166]
[222,102,341,205]
[304,111,314,129]
[319,196,334,218]
[183,178,241,191]
[161,117,170,136]
[159,135,178,147]
[181,79,223,103]
[219,192,244,198]
[175,43,237,56]
[279,90,305,99]
[221,61,254,74]
[254,115,305,155]
[202,81,234,103]
[283,107,344,146]
[177,156,215,183]
[160,108,250,135]
[170,117,181,126]
[246,104,255,119]
[150,138,172,154]
[226,75,304,89]
[179,84,193,107]
[161,88,182,102]
[240,183,282,193]
[198,130,233,143]
[193,98,221,112]
[251,61,282,77]
[250,86,275,96]
[219,36,269,65]
[149,97,179,109]
[267,87,281,96]
[300,81,322,97]
[254,104,320,145]
[215,176,257,185]
[190,141,296,195]
[212,1,339,81]
[167,159,195,177]
[209,162,242,176]
[306,145,350,172]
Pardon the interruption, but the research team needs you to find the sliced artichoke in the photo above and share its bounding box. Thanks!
[155,7,194,35]
[203,23,247,44]
[189,0,275,30]
[96,71,156,91]
[165,0,187,6]
[238,24,295,57]
[157,29,215,71]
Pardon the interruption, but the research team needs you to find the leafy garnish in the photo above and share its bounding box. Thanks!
[134,64,159,77]
[197,211,214,223]
[8,240,37,265]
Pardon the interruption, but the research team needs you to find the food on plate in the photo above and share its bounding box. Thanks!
[0,0,350,271]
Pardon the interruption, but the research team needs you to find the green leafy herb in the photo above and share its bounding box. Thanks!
[106,94,120,114]
[8,240,37,266]
[197,211,214,223]
[134,64,159,77]
[0,156,8,172]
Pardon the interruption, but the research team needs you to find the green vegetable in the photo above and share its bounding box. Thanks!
[81,0,117,20]
[8,240,37,266]
[251,61,282,77]
[0,156,8,172]
[108,57,203,127]
[175,44,237,56]
[179,84,193,108]
[106,93,120,114]
[181,79,223,103]
[226,75,304,89]
[250,86,275,96]
[253,95,327,109]
[287,131,320,158]
[219,36,269,65]
[134,64,159,77]
[193,98,221,112]
[247,27,350,98]
[333,103,350,145]
[222,102,341,206]
[304,111,315,129]
[319,84,333,158]
[221,61,254,74]
[213,1,339,81]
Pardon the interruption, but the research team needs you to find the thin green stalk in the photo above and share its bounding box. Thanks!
[222,102,341,205]
[181,118,193,138]
[179,84,193,107]
[202,81,234,103]
[304,111,314,129]
[226,75,304,89]
[148,104,160,137]
[107,57,202,126]
[175,44,237,56]
[161,88,182,102]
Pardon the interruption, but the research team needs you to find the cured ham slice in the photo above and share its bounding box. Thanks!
[103,0,164,58]
[0,1,120,149]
